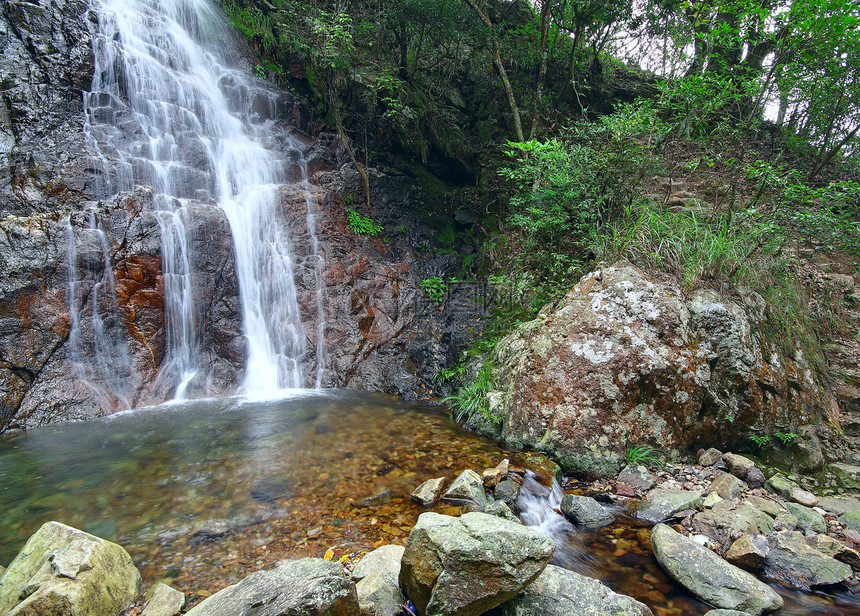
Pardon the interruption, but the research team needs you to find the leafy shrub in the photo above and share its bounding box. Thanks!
[624,434,664,467]
[750,434,771,448]
[443,362,499,424]
[346,209,383,236]
[420,276,447,303]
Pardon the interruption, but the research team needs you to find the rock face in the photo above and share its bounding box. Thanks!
[0,0,94,217]
[185,558,359,616]
[481,263,837,476]
[0,521,141,616]
[488,564,653,616]
[0,0,489,428]
[398,512,554,616]
[650,524,783,615]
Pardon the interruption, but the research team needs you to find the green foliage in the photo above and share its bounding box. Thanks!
[624,435,664,466]
[499,100,665,309]
[443,362,498,424]
[420,276,447,303]
[346,209,383,236]
[774,431,799,445]
[750,434,771,448]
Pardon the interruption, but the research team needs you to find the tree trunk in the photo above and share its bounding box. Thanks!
[463,0,525,142]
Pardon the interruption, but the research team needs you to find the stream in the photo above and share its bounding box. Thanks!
[0,391,858,614]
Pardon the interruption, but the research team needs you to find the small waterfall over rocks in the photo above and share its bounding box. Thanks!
[80,0,326,400]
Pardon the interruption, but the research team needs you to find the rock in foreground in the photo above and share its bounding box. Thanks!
[488,564,653,616]
[399,512,554,616]
[650,524,782,615]
[185,558,358,616]
[0,521,141,616]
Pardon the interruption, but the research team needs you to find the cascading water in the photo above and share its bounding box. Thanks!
[82,0,326,398]
[64,213,135,410]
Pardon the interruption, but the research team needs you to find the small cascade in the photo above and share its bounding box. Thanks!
[64,214,135,410]
[82,0,327,400]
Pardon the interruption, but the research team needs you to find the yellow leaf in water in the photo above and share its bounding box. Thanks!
[324,549,335,561]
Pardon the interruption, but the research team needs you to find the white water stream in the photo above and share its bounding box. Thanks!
[80,0,325,399]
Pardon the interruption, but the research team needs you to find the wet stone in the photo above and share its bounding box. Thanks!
[763,531,852,590]
[411,478,446,507]
[722,453,756,480]
[706,473,744,500]
[442,469,487,508]
[494,480,521,510]
[725,535,766,570]
[637,489,703,524]
[745,496,780,518]
[560,494,614,528]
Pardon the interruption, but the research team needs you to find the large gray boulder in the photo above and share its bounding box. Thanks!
[637,489,703,523]
[185,558,359,616]
[650,524,783,615]
[761,531,852,590]
[399,512,554,616]
[488,564,653,616]
[0,521,141,616]
[353,546,404,616]
[476,264,834,477]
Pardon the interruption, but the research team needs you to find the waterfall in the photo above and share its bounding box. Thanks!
[82,0,326,399]
[64,214,135,410]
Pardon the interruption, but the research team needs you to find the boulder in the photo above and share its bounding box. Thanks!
[707,473,744,500]
[185,558,358,616]
[354,546,404,616]
[442,470,487,508]
[789,487,818,507]
[774,512,798,530]
[784,503,826,534]
[703,492,723,508]
[352,545,405,582]
[479,265,834,478]
[745,496,780,518]
[763,473,797,498]
[560,495,614,528]
[650,524,783,615]
[722,454,756,480]
[398,512,554,616]
[487,564,653,616]
[494,480,521,511]
[745,467,766,489]
[412,478,447,507]
[698,448,723,467]
[762,531,852,589]
[691,501,774,549]
[483,501,521,524]
[617,465,657,491]
[0,521,141,616]
[725,535,767,570]
[806,534,860,569]
[142,582,185,616]
[637,489,703,523]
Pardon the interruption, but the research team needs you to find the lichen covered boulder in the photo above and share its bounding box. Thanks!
[650,523,782,615]
[488,564,653,616]
[185,558,358,616]
[481,263,836,477]
[398,512,554,616]
[0,521,141,616]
